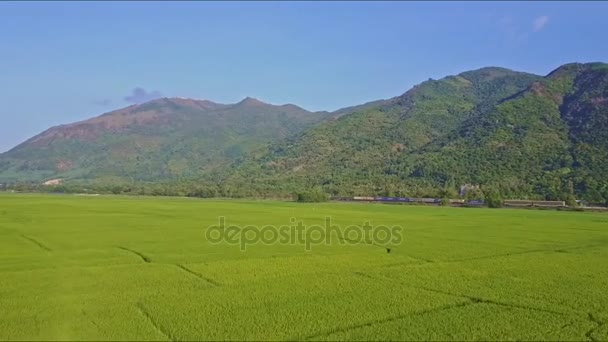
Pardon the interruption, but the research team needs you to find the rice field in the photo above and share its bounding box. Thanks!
[0,193,607,341]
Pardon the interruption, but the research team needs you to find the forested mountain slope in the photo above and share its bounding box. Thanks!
[0,97,327,182]
[222,63,608,202]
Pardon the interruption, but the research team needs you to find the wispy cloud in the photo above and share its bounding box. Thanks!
[533,15,549,32]
[497,15,528,45]
[92,99,112,106]
[124,87,163,104]
[495,14,550,45]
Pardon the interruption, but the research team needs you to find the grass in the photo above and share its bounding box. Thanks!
[0,193,607,341]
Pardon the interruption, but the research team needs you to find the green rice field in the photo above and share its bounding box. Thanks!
[1,193,607,341]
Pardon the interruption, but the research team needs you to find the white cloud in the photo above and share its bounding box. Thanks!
[533,15,549,32]
[124,87,163,104]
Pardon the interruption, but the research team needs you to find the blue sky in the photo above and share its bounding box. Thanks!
[1,1,607,152]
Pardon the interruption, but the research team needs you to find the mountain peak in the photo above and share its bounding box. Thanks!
[547,62,608,78]
[238,97,267,106]
[458,67,530,83]
[163,97,223,110]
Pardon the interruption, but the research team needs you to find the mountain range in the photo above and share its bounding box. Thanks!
[0,97,327,182]
[1,62,607,202]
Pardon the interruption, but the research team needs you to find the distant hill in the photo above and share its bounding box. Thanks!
[0,97,328,182]
[220,63,608,202]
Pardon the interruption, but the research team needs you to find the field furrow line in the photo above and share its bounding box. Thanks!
[381,242,607,269]
[136,303,176,342]
[174,264,221,286]
[585,313,605,341]
[298,299,474,341]
[449,243,608,263]
[468,296,571,316]
[404,284,572,317]
[19,234,52,252]
[117,246,152,263]
[380,259,434,269]
[352,271,374,279]
[447,249,555,263]
[81,309,103,334]
[337,237,394,254]
[355,272,575,316]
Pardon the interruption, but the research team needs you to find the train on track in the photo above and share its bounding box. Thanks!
[331,196,484,206]
[332,196,567,207]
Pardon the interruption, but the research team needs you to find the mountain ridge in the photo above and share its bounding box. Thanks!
[0,96,328,182]
[216,62,608,202]
[2,62,607,203]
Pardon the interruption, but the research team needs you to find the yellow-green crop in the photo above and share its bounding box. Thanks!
[0,193,607,340]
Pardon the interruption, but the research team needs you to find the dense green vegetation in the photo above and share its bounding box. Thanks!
[219,63,608,203]
[1,193,607,340]
[295,187,329,202]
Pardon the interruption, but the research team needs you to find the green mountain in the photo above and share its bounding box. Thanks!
[221,63,608,202]
[0,97,328,182]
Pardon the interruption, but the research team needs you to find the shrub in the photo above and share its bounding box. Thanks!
[295,188,328,203]
[564,196,578,207]
[485,189,503,208]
